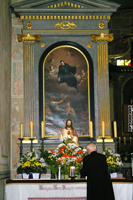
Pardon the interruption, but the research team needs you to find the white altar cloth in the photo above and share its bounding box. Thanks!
[5,180,133,200]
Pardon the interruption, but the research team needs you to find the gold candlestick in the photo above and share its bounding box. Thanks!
[124,137,126,146]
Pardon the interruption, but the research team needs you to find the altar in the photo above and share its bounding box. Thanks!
[5,179,133,200]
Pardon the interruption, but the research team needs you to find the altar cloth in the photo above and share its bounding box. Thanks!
[5,179,133,200]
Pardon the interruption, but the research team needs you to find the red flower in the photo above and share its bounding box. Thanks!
[77,150,83,155]
[50,150,55,153]
[76,157,83,162]
[58,150,64,154]
[58,160,62,163]
[62,153,68,157]
[60,145,67,149]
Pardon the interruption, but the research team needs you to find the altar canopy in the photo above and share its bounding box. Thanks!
[10,0,119,142]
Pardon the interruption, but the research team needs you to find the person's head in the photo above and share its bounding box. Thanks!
[86,143,97,155]
[66,119,73,129]
[66,101,70,107]
[60,60,65,66]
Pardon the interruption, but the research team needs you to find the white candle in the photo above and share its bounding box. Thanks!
[102,121,105,137]
[41,121,44,138]
[30,122,33,138]
[114,121,117,137]
[20,123,23,138]
[89,121,93,138]
[70,165,75,177]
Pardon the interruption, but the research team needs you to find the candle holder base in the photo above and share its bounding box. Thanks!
[113,137,118,153]
[102,137,106,151]
[40,137,45,149]
[69,176,76,180]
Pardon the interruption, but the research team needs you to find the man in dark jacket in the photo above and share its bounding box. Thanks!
[80,143,115,200]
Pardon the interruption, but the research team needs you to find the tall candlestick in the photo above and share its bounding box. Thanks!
[20,123,23,138]
[130,137,132,144]
[124,137,126,146]
[89,121,93,138]
[41,121,44,138]
[30,122,33,138]
[119,137,121,145]
[114,121,117,137]
[102,121,105,137]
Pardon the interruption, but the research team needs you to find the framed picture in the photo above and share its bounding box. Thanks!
[39,42,94,138]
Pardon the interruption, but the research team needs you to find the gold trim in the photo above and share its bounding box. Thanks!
[20,15,110,20]
[54,21,77,29]
[91,33,114,42]
[99,22,104,29]
[43,45,90,137]
[26,22,32,29]
[87,44,92,48]
[18,34,41,42]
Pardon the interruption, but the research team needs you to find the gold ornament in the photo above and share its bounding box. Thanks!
[26,22,32,29]
[87,44,92,48]
[99,22,104,29]
[40,43,45,48]
[91,33,114,42]
[54,21,77,29]
[18,34,41,42]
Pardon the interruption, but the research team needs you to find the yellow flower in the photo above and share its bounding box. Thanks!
[36,162,41,166]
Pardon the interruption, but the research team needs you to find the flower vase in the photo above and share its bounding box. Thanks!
[110,172,117,178]
[22,173,29,179]
[64,174,69,179]
[32,173,40,179]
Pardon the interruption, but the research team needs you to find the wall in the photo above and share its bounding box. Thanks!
[0,0,11,199]
[10,0,24,178]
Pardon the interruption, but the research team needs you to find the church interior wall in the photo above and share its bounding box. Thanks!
[0,0,12,198]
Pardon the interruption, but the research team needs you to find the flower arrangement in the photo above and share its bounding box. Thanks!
[103,148,123,173]
[16,151,47,174]
[40,138,87,176]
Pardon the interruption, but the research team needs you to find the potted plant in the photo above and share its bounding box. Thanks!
[16,151,47,179]
[103,148,124,178]
[40,138,87,179]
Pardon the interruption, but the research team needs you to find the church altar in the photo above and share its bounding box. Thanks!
[5,179,133,200]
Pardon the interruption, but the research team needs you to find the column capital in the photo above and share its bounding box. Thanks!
[17,34,41,42]
[91,33,114,42]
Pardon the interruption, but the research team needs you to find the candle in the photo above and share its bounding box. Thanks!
[20,123,23,138]
[130,137,132,144]
[30,122,34,138]
[114,121,117,138]
[102,121,105,137]
[89,121,93,138]
[124,137,126,146]
[41,121,44,138]
[70,165,75,177]
[119,137,121,145]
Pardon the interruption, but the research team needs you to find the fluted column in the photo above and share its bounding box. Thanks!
[91,33,114,137]
[18,34,40,137]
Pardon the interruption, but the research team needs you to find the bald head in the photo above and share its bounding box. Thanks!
[87,143,96,154]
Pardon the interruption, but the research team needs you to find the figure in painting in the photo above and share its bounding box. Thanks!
[59,119,79,146]
[58,60,79,92]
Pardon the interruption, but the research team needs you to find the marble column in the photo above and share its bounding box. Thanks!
[18,34,40,137]
[91,33,114,137]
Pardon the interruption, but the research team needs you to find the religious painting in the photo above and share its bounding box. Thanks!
[43,45,90,137]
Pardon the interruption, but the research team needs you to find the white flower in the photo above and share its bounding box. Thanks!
[57,143,65,149]
[40,158,45,163]
[41,163,46,167]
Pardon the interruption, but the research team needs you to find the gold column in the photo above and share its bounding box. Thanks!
[91,33,114,137]
[18,34,40,137]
